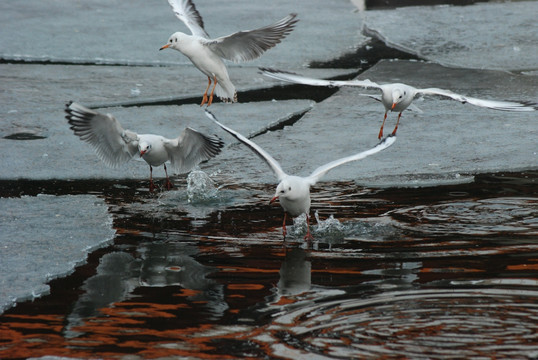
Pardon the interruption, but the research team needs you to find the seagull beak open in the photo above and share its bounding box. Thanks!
[140,150,146,157]
[270,195,279,204]
[159,44,170,51]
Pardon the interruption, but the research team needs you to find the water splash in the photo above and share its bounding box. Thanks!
[187,170,218,203]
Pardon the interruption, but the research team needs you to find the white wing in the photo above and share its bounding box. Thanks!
[417,87,538,112]
[260,68,382,90]
[167,0,209,38]
[306,135,396,185]
[164,127,224,174]
[206,14,298,63]
[65,102,138,167]
[205,110,287,181]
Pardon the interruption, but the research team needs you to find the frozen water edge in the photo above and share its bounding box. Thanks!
[0,195,115,314]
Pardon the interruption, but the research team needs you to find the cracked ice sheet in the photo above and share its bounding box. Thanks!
[249,60,537,187]
[0,100,313,181]
[0,0,362,67]
[362,1,538,71]
[0,195,115,314]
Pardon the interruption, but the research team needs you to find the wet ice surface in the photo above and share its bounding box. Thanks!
[0,195,114,313]
[362,1,538,71]
[1,0,538,358]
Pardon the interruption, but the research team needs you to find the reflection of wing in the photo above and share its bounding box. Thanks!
[164,127,224,174]
[306,135,396,185]
[206,14,298,63]
[418,87,538,112]
[205,110,287,181]
[167,0,209,38]
[260,67,382,90]
[65,102,139,167]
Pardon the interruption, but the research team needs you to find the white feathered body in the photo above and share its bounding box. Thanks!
[138,134,170,167]
[172,32,236,101]
[276,176,312,217]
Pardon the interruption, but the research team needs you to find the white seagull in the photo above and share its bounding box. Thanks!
[160,0,298,106]
[205,110,396,241]
[65,102,224,192]
[260,68,538,139]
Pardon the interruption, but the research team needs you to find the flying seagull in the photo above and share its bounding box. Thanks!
[160,0,298,106]
[260,67,537,139]
[204,109,396,240]
[65,102,224,192]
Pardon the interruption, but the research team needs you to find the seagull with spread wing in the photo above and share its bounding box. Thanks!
[160,0,298,106]
[65,102,224,192]
[205,110,396,241]
[260,68,538,139]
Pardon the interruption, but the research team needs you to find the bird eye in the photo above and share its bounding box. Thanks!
[169,39,172,43]
[288,187,291,191]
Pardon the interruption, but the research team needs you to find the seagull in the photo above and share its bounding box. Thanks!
[259,67,538,139]
[204,110,396,241]
[65,102,224,192]
[160,0,298,106]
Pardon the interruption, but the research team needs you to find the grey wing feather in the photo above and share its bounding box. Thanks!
[206,13,298,63]
[418,88,538,112]
[65,102,138,167]
[168,0,209,38]
[204,110,287,181]
[306,135,396,185]
[259,67,381,89]
[165,127,224,174]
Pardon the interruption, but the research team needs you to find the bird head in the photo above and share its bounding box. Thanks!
[391,87,410,110]
[160,32,183,51]
[270,180,292,204]
[139,142,151,157]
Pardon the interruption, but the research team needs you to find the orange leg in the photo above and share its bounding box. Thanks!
[207,76,218,106]
[200,76,211,106]
[149,165,155,193]
[304,214,314,241]
[378,111,388,139]
[391,112,402,136]
[163,164,173,190]
[282,212,288,239]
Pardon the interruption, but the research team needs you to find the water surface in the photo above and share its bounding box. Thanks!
[0,171,537,359]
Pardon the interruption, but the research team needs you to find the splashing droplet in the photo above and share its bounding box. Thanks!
[187,170,217,203]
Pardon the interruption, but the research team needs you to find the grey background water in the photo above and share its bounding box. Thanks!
[0,0,537,358]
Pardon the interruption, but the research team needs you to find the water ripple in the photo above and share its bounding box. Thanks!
[389,197,538,236]
[258,288,538,359]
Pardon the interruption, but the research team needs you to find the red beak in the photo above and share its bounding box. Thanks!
[159,44,170,51]
[270,195,278,204]
[391,103,397,110]
[140,150,146,157]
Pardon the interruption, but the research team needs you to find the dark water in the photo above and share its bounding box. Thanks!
[1,171,537,359]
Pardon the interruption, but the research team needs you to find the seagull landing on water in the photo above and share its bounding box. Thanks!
[204,110,396,241]
[259,67,538,139]
[159,0,298,106]
[65,102,224,192]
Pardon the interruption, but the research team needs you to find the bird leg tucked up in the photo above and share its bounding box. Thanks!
[201,76,212,106]
[207,76,218,106]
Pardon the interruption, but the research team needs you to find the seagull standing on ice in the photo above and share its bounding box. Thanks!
[65,102,224,192]
[260,68,538,139]
[160,0,298,106]
[205,110,396,241]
